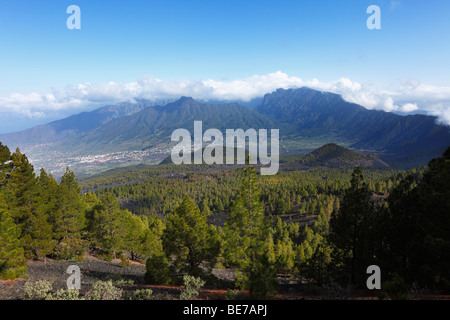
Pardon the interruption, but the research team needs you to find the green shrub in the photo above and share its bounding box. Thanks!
[144,253,172,285]
[179,275,205,300]
[225,289,239,300]
[129,288,153,300]
[24,280,53,300]
[325,282,354,300]
[119,253,130,268]
[86,280,124,300]
[46,289,82,300]
[379,274,411,300]
[113,278,134,286]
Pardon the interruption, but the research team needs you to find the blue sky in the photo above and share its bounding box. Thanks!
[1,0,450,133]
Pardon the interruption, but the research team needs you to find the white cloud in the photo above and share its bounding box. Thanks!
[1,71,450,126]
[383,97,398,112]
[400,103,419,113]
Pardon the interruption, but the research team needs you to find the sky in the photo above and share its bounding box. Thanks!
[1,0,450,133]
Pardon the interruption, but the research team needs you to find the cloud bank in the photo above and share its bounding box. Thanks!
[1,71,450,126]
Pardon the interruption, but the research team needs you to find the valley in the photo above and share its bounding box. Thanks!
[2,87,449,179]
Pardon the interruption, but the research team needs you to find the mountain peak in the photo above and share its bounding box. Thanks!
[158,96,200,112]
[175,96,199,107]
[178,96,195,102]
[265,86,342,101]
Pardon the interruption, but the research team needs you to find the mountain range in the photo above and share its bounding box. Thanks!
[1,87,449,177]
[66,97,275,154]
[0,99,169,147]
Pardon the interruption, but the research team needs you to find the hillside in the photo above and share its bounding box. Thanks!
[299,143,391,168]
[0,99,163,149]
[65,97,277,154]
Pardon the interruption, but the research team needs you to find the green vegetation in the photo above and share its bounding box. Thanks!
[86,280,124,300]
[223,164,277,298]
[163,194,221,277]
[1,139,449,299]
[24,280,53,300]
[144,253,172,285]
[23,279,152,300]
[179,275,206,300]
[0,193,27,279]
[80,162,404,217]
[0,142,163,268]
[329,166,378,284]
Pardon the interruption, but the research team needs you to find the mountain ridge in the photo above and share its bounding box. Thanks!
[1,87,449,177]
[0,99,167,149]
[257,87,450,165]
[65,97,276,154]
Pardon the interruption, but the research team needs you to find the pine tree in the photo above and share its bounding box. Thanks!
[0,142,13,187]
[89,192,125,259]
[304,242,332,286]
[275,232,296,273]
[140,226,164,259]
[4,149,36,228]
[121,212,155,260]
[223,165,277,298]
[21,169,56,260]
[52,167,86,260]
[83,192,100,213]
[0,194,27,279]
[385,147,450,288]
[162,194,220,276]
[297,225,322,261]
[312,208,329,235]
[329,167,374,285]
[272,217,296,273]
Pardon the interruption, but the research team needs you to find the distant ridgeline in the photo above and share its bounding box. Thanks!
[1,87,449,177]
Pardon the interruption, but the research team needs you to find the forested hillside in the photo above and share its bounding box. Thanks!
[299,143,390,167]
[1,140,449,299]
